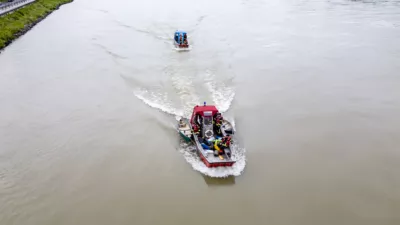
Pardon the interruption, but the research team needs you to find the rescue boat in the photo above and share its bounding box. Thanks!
[177,102,235,168]
[174,30,190,50]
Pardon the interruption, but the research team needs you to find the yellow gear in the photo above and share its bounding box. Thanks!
[213,140,222,152]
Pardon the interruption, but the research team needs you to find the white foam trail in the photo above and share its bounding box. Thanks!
[204,70,235,113]
[134,88,184,118]
[170,72,200,119]
[132,70,244,177]
[178,140,246,178]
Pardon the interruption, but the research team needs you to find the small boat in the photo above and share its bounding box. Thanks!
[178,119,193,143]
[174,30,190,49]
[178,102,236,168]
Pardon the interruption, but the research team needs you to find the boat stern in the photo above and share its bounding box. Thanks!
[199,152,236,168]
[195,140,236,168]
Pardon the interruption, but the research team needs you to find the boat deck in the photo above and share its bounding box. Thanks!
[178,122,192,136]
[178,117,235,165]
[193,127,234,163]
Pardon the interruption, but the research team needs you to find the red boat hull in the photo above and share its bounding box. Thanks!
[198,150,235,168]
[190,103,236,168]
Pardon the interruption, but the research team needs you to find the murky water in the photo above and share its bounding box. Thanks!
[1,0,400,224]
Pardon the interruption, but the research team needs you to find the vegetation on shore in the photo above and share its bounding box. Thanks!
[0,0,73,50]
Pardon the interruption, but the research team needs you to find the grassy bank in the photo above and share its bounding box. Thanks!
[0,0,73,51]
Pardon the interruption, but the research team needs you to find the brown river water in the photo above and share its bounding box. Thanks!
[1,0,400,224]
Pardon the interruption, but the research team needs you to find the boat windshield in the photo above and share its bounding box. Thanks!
[203,116,212,125]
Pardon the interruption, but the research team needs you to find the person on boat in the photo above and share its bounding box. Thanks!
[192,124,200,136]
[221,135,231,148]
[213,115,222,135]
[221,136,232,157]
[213,112,223,123]
[195,114,202,127]
[175,33,179,43]
[179,35,183,45]
[218,113,223,121]
[183,33,188,45]
[212,139,224,155]
[179,119,185,128]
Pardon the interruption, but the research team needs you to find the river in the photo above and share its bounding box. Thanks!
[1,0,400,224]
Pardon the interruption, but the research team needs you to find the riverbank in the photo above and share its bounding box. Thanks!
[0,0,73,52]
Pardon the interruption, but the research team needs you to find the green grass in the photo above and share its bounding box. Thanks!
[0,0,73,50]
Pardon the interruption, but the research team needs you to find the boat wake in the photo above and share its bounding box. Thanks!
[132,83,245,177]
[128,53,243,177]
[204,70,235,113]
[133,88,184,121]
